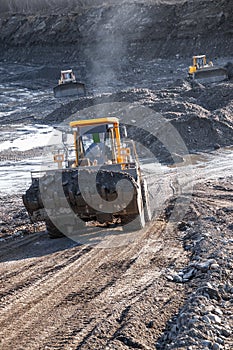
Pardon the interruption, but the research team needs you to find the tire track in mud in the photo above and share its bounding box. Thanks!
[0,247,122,348]
[0,228,146,340]
[0,224,140,344]
[0,214,189,350]
[0,244,95,317]
[0,245,92,309]
[32,230,160,349]
[0,249,107,349]
[0,259,40,283]
[0,233,42,258]
[41,222,186,350]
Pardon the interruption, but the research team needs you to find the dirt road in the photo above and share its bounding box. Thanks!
[1,176,233,349]
[0,218,188,350]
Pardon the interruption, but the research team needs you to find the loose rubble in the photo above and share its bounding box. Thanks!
[0,195,44,241]
[157,178,233,349]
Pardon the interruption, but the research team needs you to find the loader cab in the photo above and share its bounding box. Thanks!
[69,117,132,168]
[70,118,119,167]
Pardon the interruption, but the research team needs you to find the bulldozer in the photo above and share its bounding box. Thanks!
[23,117,151,238]
[53,69,86,98]
[188,55,228,83]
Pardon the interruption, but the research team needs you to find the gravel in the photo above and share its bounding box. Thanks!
[157,179,233,349]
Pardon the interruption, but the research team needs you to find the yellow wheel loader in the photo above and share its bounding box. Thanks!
[188,55,228,83]
[23,118,151,238]
[53,69,86,98]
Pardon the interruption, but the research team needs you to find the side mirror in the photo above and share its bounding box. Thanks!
[62,132,67,143]
[120,125,127,139]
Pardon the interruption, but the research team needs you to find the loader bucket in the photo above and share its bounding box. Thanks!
[23,166,144,238]
[53,82,86,98]
[194,67,228,83]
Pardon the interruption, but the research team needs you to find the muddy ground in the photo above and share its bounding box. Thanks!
[1,0,233,349]
[0,179,233,349]
[0,61,233,349]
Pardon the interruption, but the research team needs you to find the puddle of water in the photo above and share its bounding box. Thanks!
[0,155,55,194]
[0,124,74,194]
[0,124,62,151]
[0,79,53,120]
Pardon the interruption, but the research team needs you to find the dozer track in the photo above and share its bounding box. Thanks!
[53,82,86,98]
[23,168,145,238]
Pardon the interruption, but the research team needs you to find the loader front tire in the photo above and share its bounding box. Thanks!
[46,220,64,239]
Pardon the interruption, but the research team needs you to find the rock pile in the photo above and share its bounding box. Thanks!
[156,179,233,349]
[44,81,233,159]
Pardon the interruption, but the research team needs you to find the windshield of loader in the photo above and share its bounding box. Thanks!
[79,124,115,165]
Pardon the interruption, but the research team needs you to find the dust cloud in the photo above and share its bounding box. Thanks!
[90,2,139,88]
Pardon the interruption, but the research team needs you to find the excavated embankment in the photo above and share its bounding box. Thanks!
[0,0,233,63]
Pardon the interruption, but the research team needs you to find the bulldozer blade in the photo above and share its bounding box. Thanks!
[194,67,228,83]
[53,82,86,98]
